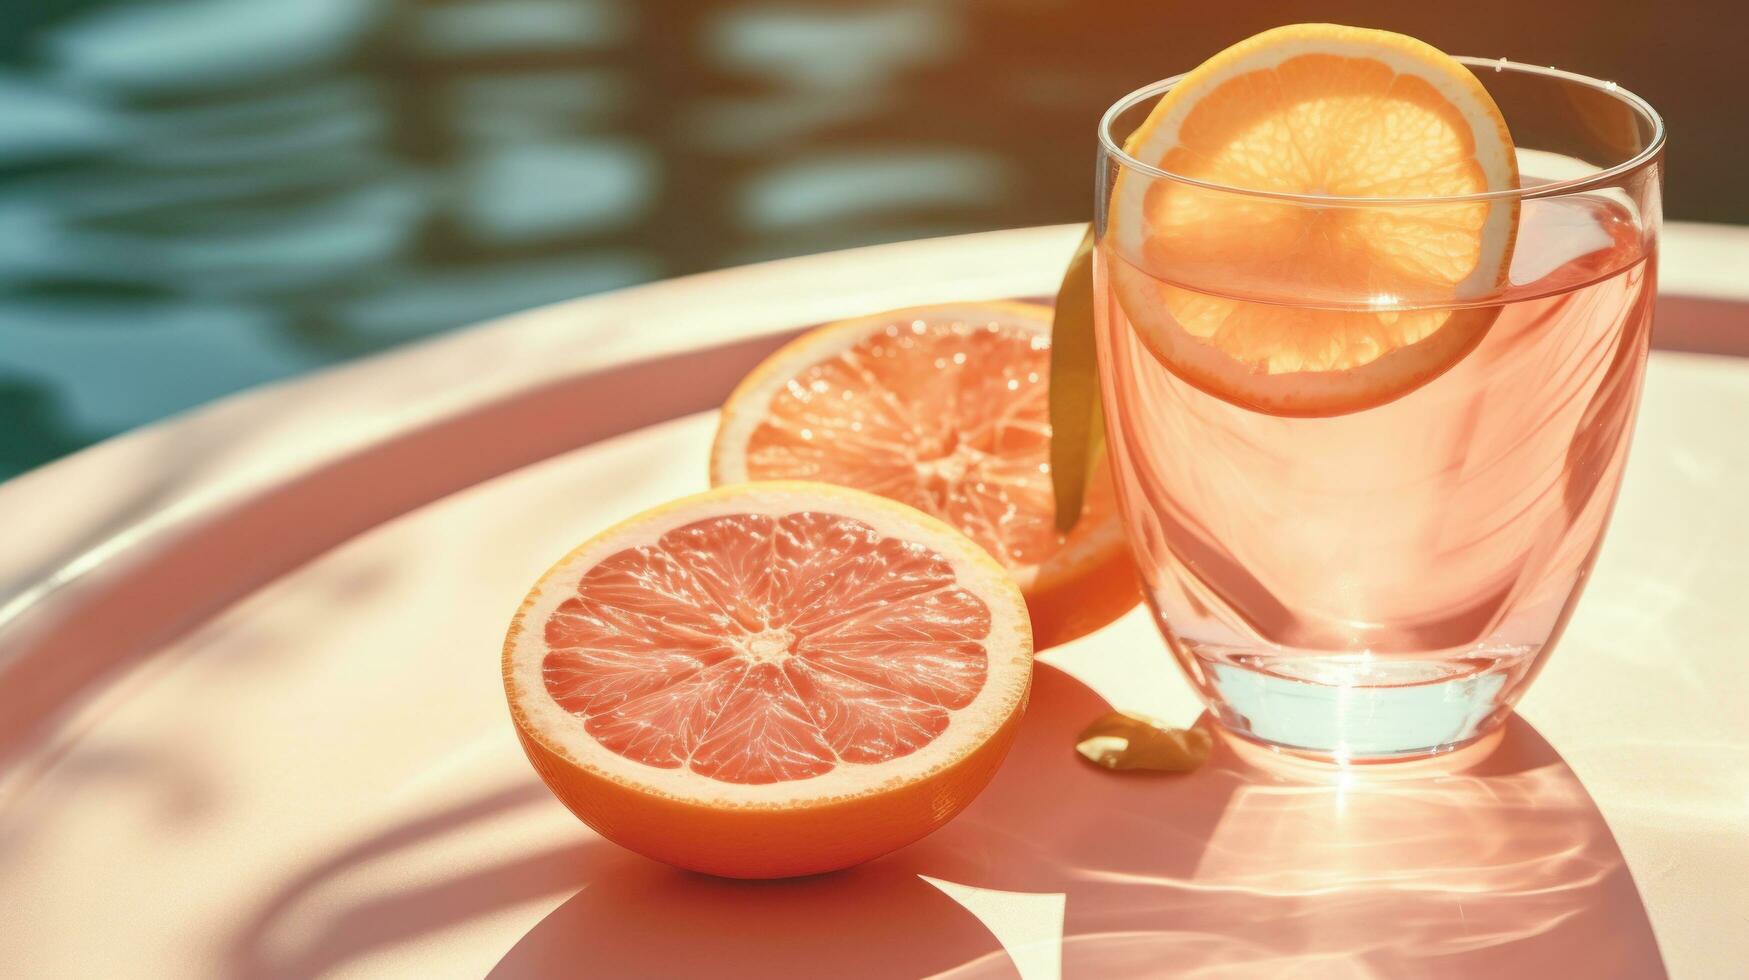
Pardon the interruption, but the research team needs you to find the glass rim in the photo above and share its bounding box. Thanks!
[1097,55,1666,206]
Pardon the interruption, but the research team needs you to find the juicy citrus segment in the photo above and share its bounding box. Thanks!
[545,509,993,784]
[504,482,1032,878]
[711,301,1141,649]
[1108,23,1520,416]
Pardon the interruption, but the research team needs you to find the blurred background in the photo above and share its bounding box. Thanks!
[2,0,1745,479]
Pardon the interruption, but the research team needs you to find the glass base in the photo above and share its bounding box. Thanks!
[1185,642,1535,762]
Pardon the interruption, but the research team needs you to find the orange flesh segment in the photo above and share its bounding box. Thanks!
[740,318,1121,572]
[1112,25,1517,414]
[541,512,992,785]
[1142,56,1497,369]
[1166,55,1490,199]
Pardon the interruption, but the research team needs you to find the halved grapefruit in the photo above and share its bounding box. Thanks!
[711,301,1141,649]
[1107,23,1520,416]
[503,481,1033,878]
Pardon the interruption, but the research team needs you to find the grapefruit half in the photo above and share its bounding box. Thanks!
[503,481,1033,878]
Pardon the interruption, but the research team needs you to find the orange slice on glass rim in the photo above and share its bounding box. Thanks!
[1107,23,1520,416]
[503,482,1032,879]
[711,301,1141,650]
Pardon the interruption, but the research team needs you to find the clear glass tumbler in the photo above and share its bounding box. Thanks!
[1093,59,1664,761]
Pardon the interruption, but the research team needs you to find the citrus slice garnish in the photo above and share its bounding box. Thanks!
[711,301,1142,649]
[1107,23,1520,416]
[503,481,1033,878]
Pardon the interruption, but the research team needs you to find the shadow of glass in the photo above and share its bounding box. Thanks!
[902,665,1666,979]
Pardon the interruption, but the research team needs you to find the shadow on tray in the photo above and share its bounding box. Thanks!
[486,665,1664,979]
[213,662,1664,978]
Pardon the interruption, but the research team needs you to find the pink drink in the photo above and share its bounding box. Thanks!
[1095,194,1655,756]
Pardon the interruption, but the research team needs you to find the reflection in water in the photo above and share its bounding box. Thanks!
[0,0,1033,478]
[232,666,1661,978]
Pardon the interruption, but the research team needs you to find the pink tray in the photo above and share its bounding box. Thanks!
[4,224,1747,978]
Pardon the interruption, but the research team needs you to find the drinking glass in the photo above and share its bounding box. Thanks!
[1093,59,1664,761]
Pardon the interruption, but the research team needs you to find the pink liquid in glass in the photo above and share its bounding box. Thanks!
[1095,194,1654,756]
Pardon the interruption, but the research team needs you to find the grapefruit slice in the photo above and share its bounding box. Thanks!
[503,481,1033,879]
[1107,23,1520,416]
[711,301,1141,649]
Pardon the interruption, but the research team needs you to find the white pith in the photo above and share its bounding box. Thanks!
[504,482,1033,808]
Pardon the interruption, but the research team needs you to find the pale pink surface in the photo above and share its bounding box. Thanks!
[0,225,1746,978]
